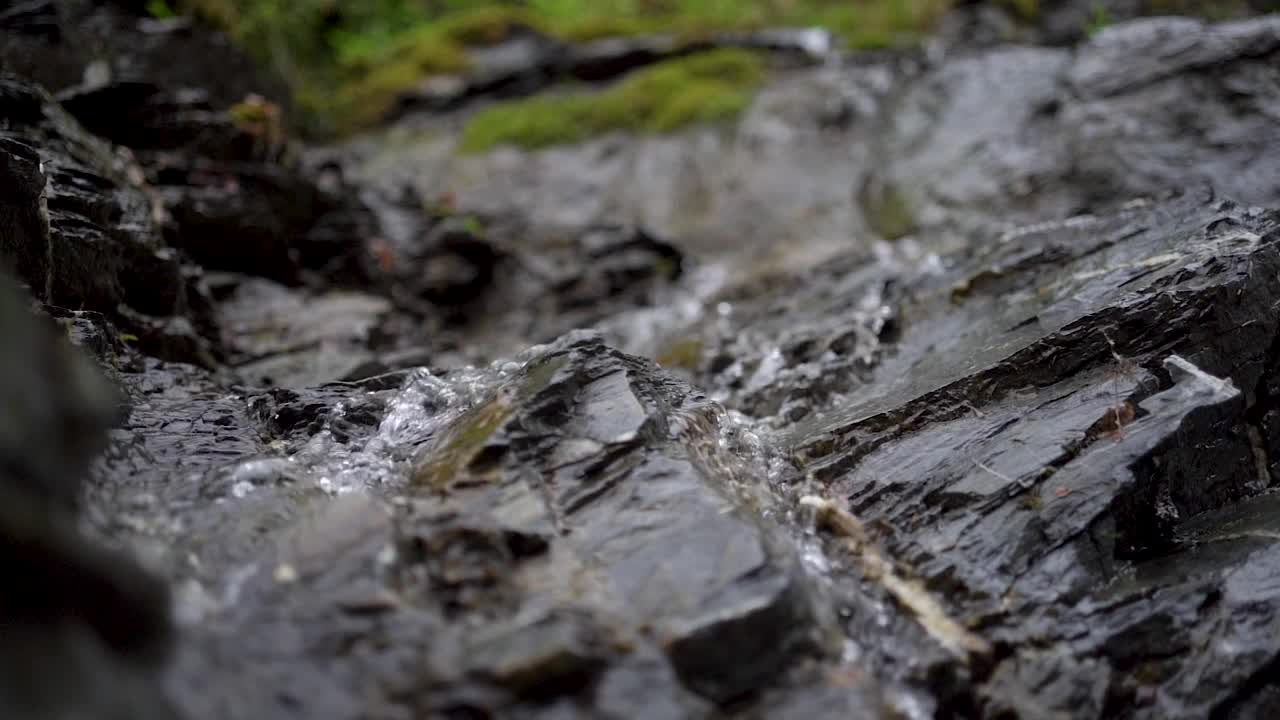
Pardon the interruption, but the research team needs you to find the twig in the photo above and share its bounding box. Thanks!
[801,496,992,659]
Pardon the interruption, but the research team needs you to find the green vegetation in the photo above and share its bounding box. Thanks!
[1086,1,1113,35]
[166,0,958,135]
[159,0,1278,139]
[459,49,765,152]
[859,179,918,240]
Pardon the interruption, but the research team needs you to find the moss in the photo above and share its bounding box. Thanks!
[656,337,705,370]
[171,1,969,136]
[411,394,514,491]
[331,39,469,130]
[410,354,565,492]
[432,6,539,46]
[859,179,918,241]
[459,48,766,152]
[327,6,553,131]
[554,15,665,42]
[651,82,751,133]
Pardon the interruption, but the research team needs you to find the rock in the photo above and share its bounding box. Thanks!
[0,271,174,720]
[0,273,121,508]
[0,74,220,364]
[47,80,381,289]
[353,55,904,266]
[8,8,1280,720]
[56,82,272,162]
[217,277,392,388]
[0,0,289,110]
[87,331,832,718]
[713,190,1280,716]
[862,16,1280,239]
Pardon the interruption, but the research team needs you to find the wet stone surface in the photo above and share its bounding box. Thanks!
[4,6,1280,720]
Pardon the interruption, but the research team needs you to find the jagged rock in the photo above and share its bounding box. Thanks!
[0,74,220,364]
[714,191,1280,717]
[44,80,380,289]
[88,332,832,718]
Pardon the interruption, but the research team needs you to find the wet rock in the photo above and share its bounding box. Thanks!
[57,82,274,162]
[719,192,1280,716]
[0,74,218,347]
[408,215,503,308]
[9,8,1280,720]
[399,334,831,703]
[87,329,832,718]
[47,79,380,289]
[349,57,906,265]
[0,274,121,508]
[217,277,391,387]
[863,16,1280,239]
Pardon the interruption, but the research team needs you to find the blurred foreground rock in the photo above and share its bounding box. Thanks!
[0,273,175,720]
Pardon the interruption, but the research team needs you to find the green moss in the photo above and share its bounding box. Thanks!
[656,337,705,370]
[459,49,766,153]
[1086,1,1113,35]
[331,39,469,130]
[432,6,539,46]
[859,179,918,241]
[147,0,178,18]
[554,15,665,42]
[411,394,514,491]
[410,354,566,492]
[651,82,752,132]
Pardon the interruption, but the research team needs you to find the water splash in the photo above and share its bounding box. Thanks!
[292,366,504,494]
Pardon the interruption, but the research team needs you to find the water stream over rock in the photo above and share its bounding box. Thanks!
[3,3,1280,719]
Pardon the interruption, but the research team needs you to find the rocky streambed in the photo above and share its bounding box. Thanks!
[3,2,1280,719]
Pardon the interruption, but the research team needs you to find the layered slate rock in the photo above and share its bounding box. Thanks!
[89,333,838,719]
[85,187,1280,720]
[49,80,381,288]
[688,190,1280,717]
[0,74,220,365]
